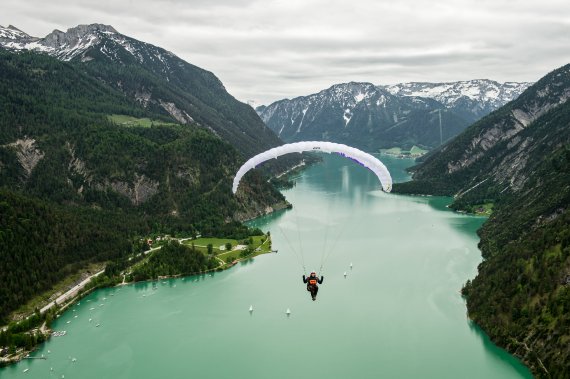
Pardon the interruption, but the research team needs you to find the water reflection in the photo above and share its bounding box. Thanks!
[467,320,532,378]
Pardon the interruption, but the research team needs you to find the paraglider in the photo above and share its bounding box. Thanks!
[303,271,324,301]
[232,141,393,194]
[232,141,392,301]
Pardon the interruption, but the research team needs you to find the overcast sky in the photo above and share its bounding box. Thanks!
[2,0,570,104]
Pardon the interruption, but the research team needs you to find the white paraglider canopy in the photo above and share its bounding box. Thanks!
[232,141,392,194]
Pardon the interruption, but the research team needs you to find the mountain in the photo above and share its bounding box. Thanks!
[0,25,37,42]
[0,24,282,159]
[0,47,287,322]
[257,80,530,151]
[383,79,531,123]
[394,65,570,378]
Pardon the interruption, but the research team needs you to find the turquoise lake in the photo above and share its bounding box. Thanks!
[0,154,533,378]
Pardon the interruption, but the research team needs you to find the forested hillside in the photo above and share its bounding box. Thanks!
[0,190,135,323]
[0,49,286,322]
[0,23,284,159]
[394,64,570,377]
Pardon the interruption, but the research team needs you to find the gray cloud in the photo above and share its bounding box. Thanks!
[2,0,569,104]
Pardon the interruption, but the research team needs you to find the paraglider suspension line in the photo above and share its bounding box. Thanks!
[318,193,358,276]
[277,223,307,274]
[293,204,306,271]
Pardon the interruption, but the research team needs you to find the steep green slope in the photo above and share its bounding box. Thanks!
[396,64,570,199]
[0,49,284,218]
[1,24,285,159]
[394,64,570,377]
[0,49,286,322]
[65,25,282,159]
[464,207,570,378]
[0,190,135,323]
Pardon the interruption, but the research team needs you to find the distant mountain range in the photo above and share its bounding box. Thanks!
[395,64,570,378]
[0,23,282,159]
[257,80,531,151]
[384,80,531,121]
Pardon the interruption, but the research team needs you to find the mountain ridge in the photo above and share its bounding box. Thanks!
[0,39,287,321]
[257,80,531,151]
[0,23,284,159]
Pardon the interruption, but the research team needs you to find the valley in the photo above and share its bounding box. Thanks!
[257,80,530,151]
[1,15,568,378]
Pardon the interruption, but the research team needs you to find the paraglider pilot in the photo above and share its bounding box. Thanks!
[303,271,324,301]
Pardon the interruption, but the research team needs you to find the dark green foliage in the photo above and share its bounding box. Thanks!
[463,211,570,378]
[0,309,52,354]
[0,190,133,322]
[131,241,217,281]
[73,34,284,159]
[0,50,153,144]
[394,64,570,377]
[240,246,255,258]
[0,49,285,322]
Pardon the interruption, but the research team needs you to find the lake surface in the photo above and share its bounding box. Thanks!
[1,154,533,379]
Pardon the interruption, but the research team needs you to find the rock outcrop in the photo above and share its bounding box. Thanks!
[7,138,44,179]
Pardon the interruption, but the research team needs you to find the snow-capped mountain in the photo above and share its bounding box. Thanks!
[0,24,37,42]
[0,24,282,158]
[259,82,397,138]
[258,80,531,150]
[383,80,531,121]
[2,24,163,63]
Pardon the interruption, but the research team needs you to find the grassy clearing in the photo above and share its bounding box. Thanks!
[216,235,272,263]
[472,202,494,216]
[380,146,429,157]
[251,235,271,253]
[108,114,179,128]
[409,145,429,155]
[183,237,238,251]
[380,147,402,155]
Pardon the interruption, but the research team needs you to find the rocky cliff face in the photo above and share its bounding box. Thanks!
[5,138,44,180]
[406,64,570,199]
[105,174,160,205]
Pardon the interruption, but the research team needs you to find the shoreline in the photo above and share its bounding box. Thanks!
[0,234,274,368]
[1,159,532,377]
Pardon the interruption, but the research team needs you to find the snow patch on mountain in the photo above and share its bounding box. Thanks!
[0,25,35,41]
[354,92,366,103]
[343,109,352,126]
[258,79,533,150]
[0,23,178,69]
[297,108,308,132]
[383,80,531,108]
